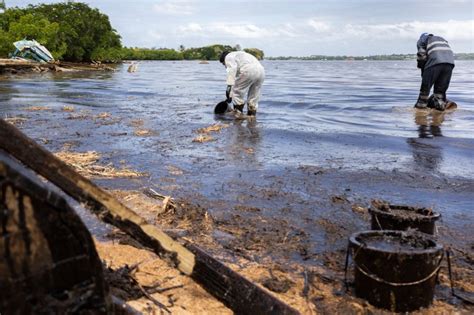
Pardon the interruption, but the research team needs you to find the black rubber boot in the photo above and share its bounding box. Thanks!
[414,95,429,109]
[247,109,257,116]
[234,104,244,113]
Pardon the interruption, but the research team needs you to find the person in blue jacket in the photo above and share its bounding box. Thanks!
[414,33,455,111]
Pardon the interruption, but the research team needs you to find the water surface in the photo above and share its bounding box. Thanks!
[1,60,473,258]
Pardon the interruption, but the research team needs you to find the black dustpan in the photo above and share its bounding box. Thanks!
[214,100,230,114]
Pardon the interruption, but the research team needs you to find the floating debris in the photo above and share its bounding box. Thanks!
[127,62,138,73]
[96,112,111,119]
[3,117,27,126]
[67,110,92,120]
[24,106,51,111]
[54,151,147,178]
[129,119,144,127]
[196,123,229,134]
[166,165,183,176]
[134,129,154,137]
[192,135,215,143]
[62,105,75,112]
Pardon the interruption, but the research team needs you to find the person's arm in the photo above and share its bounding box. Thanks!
[225,54,238,86]
[416,39,427,73]
[224,54,238,101]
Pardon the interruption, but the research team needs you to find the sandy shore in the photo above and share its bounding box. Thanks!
[2,91,473,313]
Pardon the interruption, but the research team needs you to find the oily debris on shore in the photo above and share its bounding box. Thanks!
[108,189,473,314]
[3,97,472,313]
[192,123,229,143]
[370,199,436,220]
[96,241,231,314]
[54,151,147,179]
[3,116,28,126]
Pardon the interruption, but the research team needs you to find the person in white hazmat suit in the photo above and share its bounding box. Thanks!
[220,51,265,116]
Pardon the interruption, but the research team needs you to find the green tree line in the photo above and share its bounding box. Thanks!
[266,53,474,61]
[0,2,121,61]
[0,2,265,62]
[122,45,264,61]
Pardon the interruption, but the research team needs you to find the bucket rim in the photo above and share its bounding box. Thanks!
[369,204,441,222]
[214,100,230,114]
[349,230,443,255]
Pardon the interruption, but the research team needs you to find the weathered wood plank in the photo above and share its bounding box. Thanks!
[0,152,111,314]
[0,119,299,314]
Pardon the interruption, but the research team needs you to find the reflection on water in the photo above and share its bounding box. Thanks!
[225,118,262,166]
[414,110,445,138]
[407,110,447,172]
[407,138,443,172]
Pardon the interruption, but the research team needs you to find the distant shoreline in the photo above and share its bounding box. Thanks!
[265,53,474,61]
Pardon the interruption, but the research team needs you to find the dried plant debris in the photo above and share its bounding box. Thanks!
[62,106,75,112]
[158,199,214,234]
[129,119,144,127]
[192,123,229,142]
[24,106,51,111]
[166,165,184,176]
[196,123,229,134]
[134,129,154,137]
[67,110,92,120]
[3,116,28,126]
[261,271,295,293]
[96,112,111,119]
[192,135,215,143]
[54,151,147,178]
[96,242,231,314]
[111,189,176,220]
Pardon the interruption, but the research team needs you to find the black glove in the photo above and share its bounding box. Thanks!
[417,59,426,77]
[226,85,232,102]
[416,59,426,69]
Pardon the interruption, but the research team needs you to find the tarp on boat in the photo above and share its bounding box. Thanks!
[12,39,54,62]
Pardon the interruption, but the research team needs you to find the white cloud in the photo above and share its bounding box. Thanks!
[174,21,301,40]
[143,18,474,55]
[210,23,277,39]
[174,18,472,43]
[147,30,163,40]
[307,19,331,32]
[179,23,203,33]
[341,20,474,41]
[152,0,196,16]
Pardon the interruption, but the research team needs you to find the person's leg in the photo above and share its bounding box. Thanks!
[246,70,265,115]
[415,66,437,108]
[432,64,454,110]
[232,74,252,113]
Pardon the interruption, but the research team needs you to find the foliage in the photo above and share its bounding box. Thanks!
[0,13,65,59]
[121,47,184,60]
[266,54,417,61]
[0,2,121,61]
[244,48,264,60]
[0,3,266,62]
[455,53,474,60]
[181,44,235,60]
[119,44,264,62]
[266,53,474,61]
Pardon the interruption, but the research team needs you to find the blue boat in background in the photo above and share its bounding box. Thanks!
[11,39,54,62]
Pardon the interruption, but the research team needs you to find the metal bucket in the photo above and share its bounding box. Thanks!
[369,204,440,235]
[349,230,443,312]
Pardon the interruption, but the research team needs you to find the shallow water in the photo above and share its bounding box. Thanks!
[1,60,473,259]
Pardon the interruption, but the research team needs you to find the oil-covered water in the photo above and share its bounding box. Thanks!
[1,60,473,260]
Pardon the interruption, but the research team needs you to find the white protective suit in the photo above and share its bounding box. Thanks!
[224,51,265,112]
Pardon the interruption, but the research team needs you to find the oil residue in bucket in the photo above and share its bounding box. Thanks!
[369,200,440,234]
[348,230,444,312]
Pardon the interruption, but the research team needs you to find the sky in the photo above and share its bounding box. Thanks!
[5,0,474,56]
